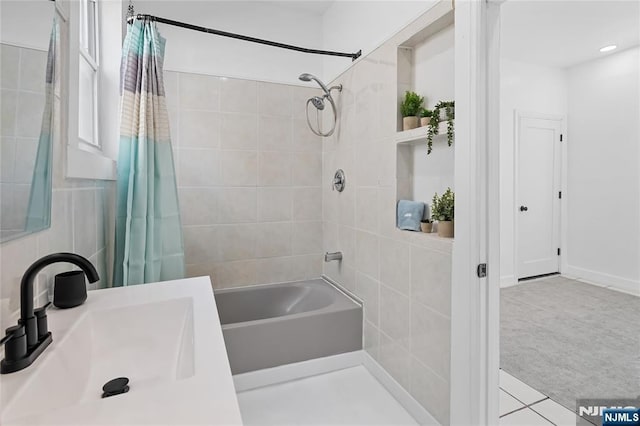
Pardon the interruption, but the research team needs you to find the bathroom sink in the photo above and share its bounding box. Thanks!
[0,277,242,425]
[2,298,195,419]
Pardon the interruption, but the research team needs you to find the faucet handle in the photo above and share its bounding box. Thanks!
[34,302,52,341]
[0,325,23,346]
[1,325,27,364]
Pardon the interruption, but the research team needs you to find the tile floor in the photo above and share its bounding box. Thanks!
[237,366,419,425]
[239,365,580,425]
[500,369,583,426]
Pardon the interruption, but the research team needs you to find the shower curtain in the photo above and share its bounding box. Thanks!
[25,17,57,232]
[113,19,185,286]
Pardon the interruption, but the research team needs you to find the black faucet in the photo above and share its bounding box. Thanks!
[0,253,99,374]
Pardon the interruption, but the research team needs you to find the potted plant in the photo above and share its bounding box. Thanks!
[419,108,433,127]
[400,91,424,131]
[426,100,455,154]
[432,188,454,238]
[420,218,433,233]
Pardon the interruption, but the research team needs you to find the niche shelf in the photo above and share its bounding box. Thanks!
[394,0,455,242]
[395,121,451,145]
[396,2,455,132]
[393,227,455,250]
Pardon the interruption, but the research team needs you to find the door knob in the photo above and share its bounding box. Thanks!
[520,206,528,212]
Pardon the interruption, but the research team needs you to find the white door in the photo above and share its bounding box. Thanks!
[516,114,562,279]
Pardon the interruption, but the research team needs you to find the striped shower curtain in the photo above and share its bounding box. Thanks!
[25,17,57,231]
[113,19,185,286]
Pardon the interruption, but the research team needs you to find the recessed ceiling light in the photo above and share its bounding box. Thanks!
[599,45,617,52]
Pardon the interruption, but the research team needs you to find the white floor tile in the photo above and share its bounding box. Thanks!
[237,366,418,425]
[500,408,553,425]
[500,389,526,417]
[500,370,547,405]
[530,399,579,426]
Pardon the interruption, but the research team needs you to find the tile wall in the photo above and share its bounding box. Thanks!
[163,71,324,288]
[0,39,113,332]
[1,44,48,238]
[322,37,453,424]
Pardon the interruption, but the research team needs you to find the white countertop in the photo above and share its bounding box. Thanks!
[0,277,243,425]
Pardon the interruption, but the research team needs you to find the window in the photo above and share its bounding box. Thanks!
[66,0,117,180]
[78,0,99,148]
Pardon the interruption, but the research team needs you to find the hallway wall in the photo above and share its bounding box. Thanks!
[565,47,640,294]
[498,48,640,295]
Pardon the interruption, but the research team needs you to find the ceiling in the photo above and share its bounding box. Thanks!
[501,0,640,68]
[268,1,335,16]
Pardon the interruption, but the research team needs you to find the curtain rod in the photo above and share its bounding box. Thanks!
[127,14,362,61]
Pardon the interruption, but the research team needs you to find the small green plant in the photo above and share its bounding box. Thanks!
[420,108,433,118]
[431,188,455,221]
[426,100,455,154]
[400,91,424,117]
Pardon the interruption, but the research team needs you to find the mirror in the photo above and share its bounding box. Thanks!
[0,0,56,242]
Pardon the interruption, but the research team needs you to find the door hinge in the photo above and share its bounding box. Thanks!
[559,191,562,199]
[477,263,487,278]
[557,248,561,256]
[560,134,563,142]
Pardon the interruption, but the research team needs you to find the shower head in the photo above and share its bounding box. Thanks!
[299,72,343,137]
[310,96,325,111]
[298,72,330,95]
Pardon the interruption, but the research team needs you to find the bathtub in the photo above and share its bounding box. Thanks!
[215,279,362,374]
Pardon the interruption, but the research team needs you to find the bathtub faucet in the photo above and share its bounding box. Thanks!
[324,252,343,262]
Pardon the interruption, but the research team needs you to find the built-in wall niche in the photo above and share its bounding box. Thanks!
[397,5,454,133]
[395,2,455,236]
[397,125,454,220]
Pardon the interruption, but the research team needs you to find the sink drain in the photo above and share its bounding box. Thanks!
[102,377,130,398]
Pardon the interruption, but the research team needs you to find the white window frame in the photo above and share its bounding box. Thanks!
[67,0,117,180]
[78,0,100,149]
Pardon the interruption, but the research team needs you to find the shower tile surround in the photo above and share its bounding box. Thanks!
[166,71,324,288]
[0,38,114,332]
[322,10,455,424]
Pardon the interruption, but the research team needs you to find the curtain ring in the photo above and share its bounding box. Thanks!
[126,0,135,19]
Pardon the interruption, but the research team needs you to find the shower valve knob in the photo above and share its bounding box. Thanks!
[332,169,345,192]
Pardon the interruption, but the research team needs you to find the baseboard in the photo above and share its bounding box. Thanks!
[563,266,640,296]
[362,353,440,425]
[233,351,364,392]
[500,275,517,288]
